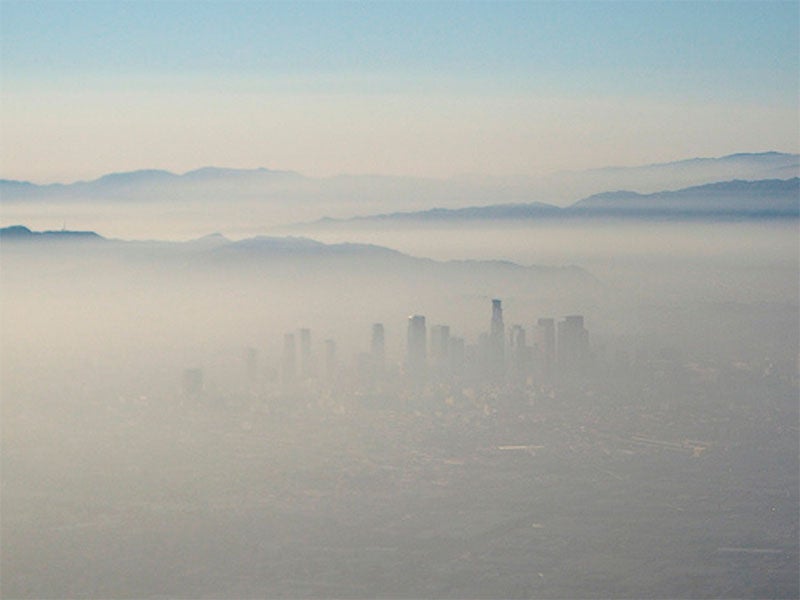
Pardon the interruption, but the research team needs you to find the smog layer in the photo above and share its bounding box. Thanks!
[2,156,798,597]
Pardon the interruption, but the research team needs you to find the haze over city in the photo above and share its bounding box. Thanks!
[1,2,798,599]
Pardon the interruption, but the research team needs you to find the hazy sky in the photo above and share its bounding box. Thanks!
[1,0,798,183]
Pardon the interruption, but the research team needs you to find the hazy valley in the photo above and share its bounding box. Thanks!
[2,152,798,599]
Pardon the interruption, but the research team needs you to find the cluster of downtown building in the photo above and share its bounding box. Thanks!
[401,300,589,390]
[183,299,591,408]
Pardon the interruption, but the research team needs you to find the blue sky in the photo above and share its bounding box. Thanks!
[2,1,798,182]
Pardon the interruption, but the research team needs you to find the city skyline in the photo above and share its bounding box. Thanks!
[239,299,592,396]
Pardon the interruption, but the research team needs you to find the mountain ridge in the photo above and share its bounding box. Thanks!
[570,177,799,216]
[0,150,800,205]
[0,224,105,241]
[0,226,588,279]
[290,177,800,227]
[1,151,796,188]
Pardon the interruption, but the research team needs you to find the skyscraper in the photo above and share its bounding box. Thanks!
[489,299,505,380]
[509,324,529,383]
[407,315,427,382]
[510,324,526,350]
[534,317,556,385]
[557,315,589,377]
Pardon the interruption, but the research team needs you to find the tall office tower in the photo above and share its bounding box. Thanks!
[509,324,528,383]
[489,299,505,380]
[282,333,296,384]
[324,339,337,382]
[371,323,385,375]
[298,328,313,379]
[557,315,590,376]
[534,318,556,385]
[509,324,526,350]
[430,324,451,370]
[406,315,427,381]
[491,299,504,338]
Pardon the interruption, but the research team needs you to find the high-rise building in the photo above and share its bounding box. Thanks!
[491,299,504,339]
[282,333,296,384]
[489,299,505,379]
[407,315,427,381]
[510,324,526,349]
[509,324,529,383]
[557,315,589,376]
[534,318,556,385]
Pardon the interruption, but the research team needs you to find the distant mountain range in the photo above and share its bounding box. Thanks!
[516,151,799,202]
[293,178,799,227]
[0,166,304,201]
[0,224,105,241]
[310,202,565,225]
[2,152,797,216]
[0,225,593,288]
[570,178,799,217]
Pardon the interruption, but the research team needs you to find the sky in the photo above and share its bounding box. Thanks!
[1,0,798,183]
